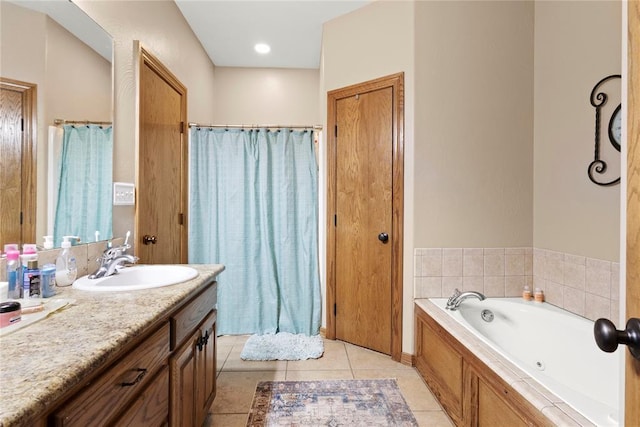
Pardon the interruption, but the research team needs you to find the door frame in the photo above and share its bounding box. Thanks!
[625,2,639,424]
[326,72,404,362]
[0,77,37,245]
[135,43,188,262]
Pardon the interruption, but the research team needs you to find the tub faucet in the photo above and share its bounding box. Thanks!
[446,288,486,310]
[89,235,138,279]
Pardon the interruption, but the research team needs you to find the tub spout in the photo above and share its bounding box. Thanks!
[446,289,486,311]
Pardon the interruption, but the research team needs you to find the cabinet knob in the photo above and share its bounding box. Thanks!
[378,232,389,243]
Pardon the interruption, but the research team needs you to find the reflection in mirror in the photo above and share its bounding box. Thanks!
[0,0,113,249]
[51,123,113,246]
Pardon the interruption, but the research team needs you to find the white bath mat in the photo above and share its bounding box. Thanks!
[240,332,324,361]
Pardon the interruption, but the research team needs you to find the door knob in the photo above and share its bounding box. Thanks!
[142,235,157,245]
[594,317,640,360]
[378,232,389,243]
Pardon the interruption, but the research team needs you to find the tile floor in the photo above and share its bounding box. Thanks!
[206,335,454,426]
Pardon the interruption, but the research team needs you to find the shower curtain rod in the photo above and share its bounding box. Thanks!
[188,122,322,130]
[54,119,112,126]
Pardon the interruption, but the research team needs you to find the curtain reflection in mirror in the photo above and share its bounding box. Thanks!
[53,124,112,246]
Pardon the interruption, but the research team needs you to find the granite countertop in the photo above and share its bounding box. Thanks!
[0,263,224,427]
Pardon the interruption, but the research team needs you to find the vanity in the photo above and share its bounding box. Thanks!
[0,264,224,427]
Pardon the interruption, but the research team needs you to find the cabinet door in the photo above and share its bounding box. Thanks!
[171,331,197,427]
[115,367,170,427]
[195,311,217,424]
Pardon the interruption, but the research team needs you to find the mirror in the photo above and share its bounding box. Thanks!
[0,0,113,248]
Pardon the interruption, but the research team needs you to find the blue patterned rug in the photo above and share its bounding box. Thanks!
[246,379,418,426]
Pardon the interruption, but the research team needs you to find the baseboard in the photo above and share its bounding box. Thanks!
[318,329,413,366]
[400,352,415,367]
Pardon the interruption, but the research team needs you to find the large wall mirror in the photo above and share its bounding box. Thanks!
[0,0,113,249]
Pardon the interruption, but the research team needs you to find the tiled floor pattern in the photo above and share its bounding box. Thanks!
[206,335,454,427]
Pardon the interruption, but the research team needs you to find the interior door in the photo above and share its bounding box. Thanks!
[626,2,640,424]
[137,46,187,264]
[334,87,394,355]
[327,73,404,361]
[0,78,36,249]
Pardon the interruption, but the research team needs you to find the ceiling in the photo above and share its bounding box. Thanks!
[174,0,371,69]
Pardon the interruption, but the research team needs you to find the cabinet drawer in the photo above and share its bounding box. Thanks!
[114,366,170,427]
[51,323,170,427]
[171,282,217,350]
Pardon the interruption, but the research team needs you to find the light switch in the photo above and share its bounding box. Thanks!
[113,182,135,205]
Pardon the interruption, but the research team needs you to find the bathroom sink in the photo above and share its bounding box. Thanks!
[73,265,199,292]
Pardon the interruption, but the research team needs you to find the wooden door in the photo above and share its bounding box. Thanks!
[335,87,393,354]
[327,73,404,360]
[626,3,640,424]
[137,46,187,264]
[0,78,36,249]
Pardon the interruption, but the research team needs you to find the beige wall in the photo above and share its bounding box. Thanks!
[322,0,534,355]
[1,2,111,244]
[74,0,217,242]
[212,67,320,125]
[414,0,534,249]
[533,1,621,262]
[321,0,415,351]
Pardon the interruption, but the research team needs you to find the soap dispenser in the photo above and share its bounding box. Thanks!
[43,236,54,250]
[55,237,77,287]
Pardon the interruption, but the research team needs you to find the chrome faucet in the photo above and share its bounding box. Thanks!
[446,288,486,310]
[89,232,138,279]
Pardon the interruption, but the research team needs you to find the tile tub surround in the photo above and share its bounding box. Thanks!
[0,264,224,427]
[414,247,619,322]
[415,299,598,427]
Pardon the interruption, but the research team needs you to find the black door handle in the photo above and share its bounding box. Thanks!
[142,235,157,245]
[378,232,389,243]
[594,317,640,360]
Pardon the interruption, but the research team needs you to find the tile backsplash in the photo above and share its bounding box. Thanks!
[0,238,124,283]
[414,247,620,322]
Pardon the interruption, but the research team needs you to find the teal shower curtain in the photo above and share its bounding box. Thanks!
[189,128,321,336]
[54,124,112,246]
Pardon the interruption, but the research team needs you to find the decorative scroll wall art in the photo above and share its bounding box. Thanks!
[588,74,622,186]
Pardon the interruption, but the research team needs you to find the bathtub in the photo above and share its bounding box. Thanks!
[424,297,620,427]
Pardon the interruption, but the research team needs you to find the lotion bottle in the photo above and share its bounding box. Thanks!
[55,238,77,287]
[6,250,20,299]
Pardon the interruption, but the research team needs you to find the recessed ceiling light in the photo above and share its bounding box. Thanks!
[254,43,271,54]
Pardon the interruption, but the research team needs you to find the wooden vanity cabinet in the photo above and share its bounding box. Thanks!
[50,323,171,427]
[171,311,216,426]
[114,366,171,426]
[414,304,551,427]
[170,283,217,427]
[45,281,217,427]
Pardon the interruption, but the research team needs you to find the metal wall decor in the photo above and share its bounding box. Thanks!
[588,74,622,186]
